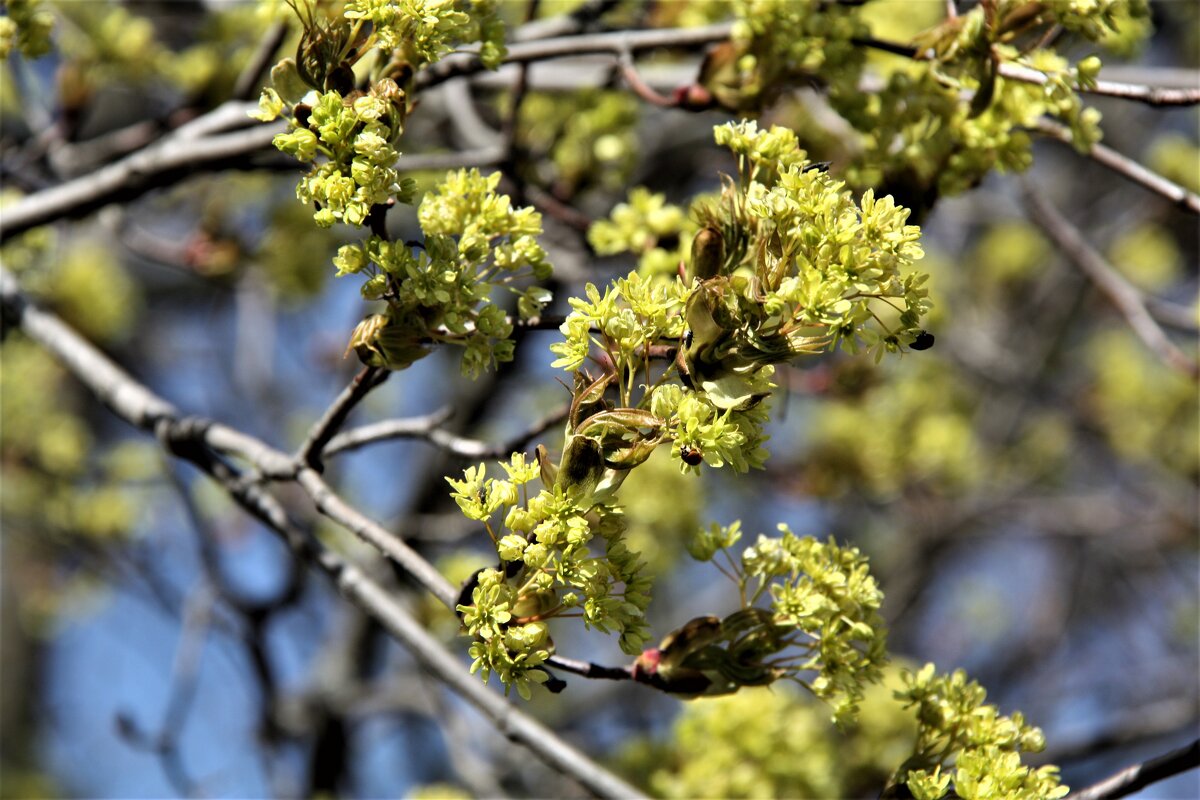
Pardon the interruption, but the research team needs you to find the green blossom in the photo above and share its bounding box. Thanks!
[892,664,1068,799]
[588,188,688,256]
[344,0,507,70]
[250,87,284,122]
[0,0,54,59]
[634,526,885,718]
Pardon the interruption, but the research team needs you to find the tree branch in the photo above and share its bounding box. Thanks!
[196,445,644,799]
[323,406,455,456]
[999,61,1200,107]
[233,20,290,101]
[0,266,645,798]
[415,22,734,92]
[0,119,504,245]
[853,36,1200,107]
[1035,119,1200,215]
[0,114,284,244]
[323,402,568,461]
[1020,183,1199,380]
[1065,739,1199,800]
[296,366,390,472]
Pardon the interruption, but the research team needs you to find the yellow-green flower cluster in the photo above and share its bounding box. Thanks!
[551,273,687,373]
[587,187,688,261]
[1085,330,1199,478]
[449,454,652,697]
[548,272,771,474]
[617,670,917,799]
[338,169,552,377]
[344,0,506,70]
[259,78,413,228]
[636,524,886,720]
[896,664,1068,800]
[841,0,1148,198]
[746,527,887,722]
[0,0,53,59]
[713,0,1149,204]
[718,122,929,350]
[553,121,932,479]
[251,0,518,371]
[663,121,929,416]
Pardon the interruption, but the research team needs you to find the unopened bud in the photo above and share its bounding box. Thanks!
[690,227,725,281]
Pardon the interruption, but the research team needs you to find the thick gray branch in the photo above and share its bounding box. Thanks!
[1,114,284,244]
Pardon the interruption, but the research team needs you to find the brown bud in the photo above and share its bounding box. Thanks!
[689,227,725,281]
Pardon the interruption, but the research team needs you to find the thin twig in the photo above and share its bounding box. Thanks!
[415,22,734,92]
[233,20,290,101]
[545,653,633,681]
[1035,118,1200,215]
[296,366,389,472]
[1000,61,1200,107]
[1065,739,1199,800]
[442,78,504,150]
[1020,182,1199,380]
[323,406,456,457]
[616,44,677,107]
[291,466,459,606]
[115,583,215,797]
[323,402,569,461]
[510,0,619,42]
[853,36,1200,108]
[1037,697,1199,765]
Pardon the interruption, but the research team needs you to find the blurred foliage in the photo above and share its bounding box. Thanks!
[12,236,141,343]
[1107,221,1182,291]
[0,336,148,629]
[616,666,916,798]
[1085,329,1199,479]
[0,0,53,59]
[615,447,700,576]
[515,90,641,196]
[405,783,472,800]
[1148,132,1200,195]
[895,664,1067,799]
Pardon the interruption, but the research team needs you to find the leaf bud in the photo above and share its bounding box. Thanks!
[689,227,725,281]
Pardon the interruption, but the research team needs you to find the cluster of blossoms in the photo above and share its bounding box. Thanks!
[636,522,887,724]
[341,169,551,377]
[448,453,652,700]
[343,0,505,71]
[453,120,928,697]
[253,2,546,376]
[696,0,870,112]
[580,121,930,422]
[253,0,506,226]
[838,1,1125,197]
[896,664,1068,799]
[0,0,53,59]
[697,0,1150,204]
[258,75,413,228]
[243,8,1070,795]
